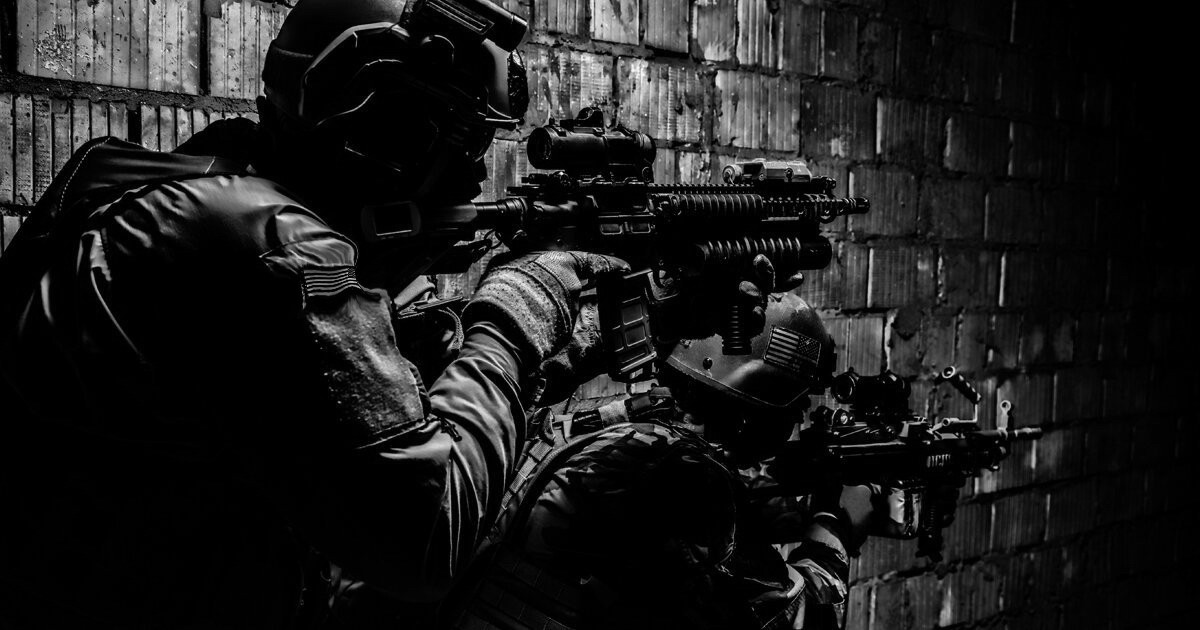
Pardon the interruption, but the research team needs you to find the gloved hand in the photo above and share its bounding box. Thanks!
[528,294,604,406]
[655,254,806,341]
[463,251,630,367]
[811,484,918,556]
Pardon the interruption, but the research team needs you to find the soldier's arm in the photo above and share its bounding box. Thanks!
[100,177,533,602]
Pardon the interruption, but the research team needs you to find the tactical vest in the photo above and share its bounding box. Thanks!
[445,390,693,630]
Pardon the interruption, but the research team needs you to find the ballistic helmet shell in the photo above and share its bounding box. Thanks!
[663,290,835,410]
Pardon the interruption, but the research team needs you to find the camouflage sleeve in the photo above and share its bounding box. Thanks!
[785,520,852,629]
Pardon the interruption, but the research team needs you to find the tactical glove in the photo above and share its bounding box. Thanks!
[527,295,604,406]
[464,251,630,367]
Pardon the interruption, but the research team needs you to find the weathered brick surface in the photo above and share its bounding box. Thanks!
[0,2,1188,628]
[922,177,986,239]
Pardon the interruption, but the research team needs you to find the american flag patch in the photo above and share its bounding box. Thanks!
[764,325,822,373]
[302,266,364,303]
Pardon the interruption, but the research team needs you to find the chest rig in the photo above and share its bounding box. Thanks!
[444,389,695,630]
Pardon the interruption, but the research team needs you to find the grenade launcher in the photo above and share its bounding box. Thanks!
[364,108,869,381]
[756,366,1042,562]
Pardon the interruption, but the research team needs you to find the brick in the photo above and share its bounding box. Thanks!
[1046,481,1096,540]
[895,22,933,93]
[922,177,986,239]
[1,215,23,253]
[867,244,936,308]
[859,20,896,86]
[871,580,905,630]
[1011,0,1052,46]
[945,113,1009,175]
[905,572,942,629]
[960,41,1001,104]
[1035,426,1084,481]
[1083,73,1111,128]
[948,563,1004,624]
[821,9,857,79]
[941,248,1000,308]
[956,313,988,373]
[976,439,1035,493]
[1102,366,1150,418]
[800,84,874,160]
[877,97,943,164]
[1052,66,1086,124]
[948,0,1012,40]
[643,0,689,52]
[1131,417,1176,470]
[0,94,14,204]
[886,305,922,376]
[32,96,52,203]
[942,501,993,561]
[736,0,782,69]
[207,0,287,99]
[991,491,1046,550]
[1065,132,1117,188]
[855,537,920,580]
[777,0,820,75]
[692,0,738,62]
[844,315,886,373]
[481,138,533,201]
[591,0,638,45]
[986,313,1020,370]
[1009,122,1065,182]
[675,150,711,184]
[534,0,586,35]
[999,49,1034,112]
[1054,254,1105,310]
[803,241,868,310]
[848,166,917,236]
[1053,366,1102,422]
[999,251,1050,308]
[1106,256,1148,309]
[888,309,958,377]
[1018,311,1073,365]
[716,71,800,151]
[846,583,870,630]
[615,59,706,146]
[1042,188,1096,248]
[524,48,614,126]
[927,32,965,101]
[1097,471,1145,525]
[996,373,1053,428]
[16,0,206,93]
[1083,420,1131,476]
[924,313,957,372]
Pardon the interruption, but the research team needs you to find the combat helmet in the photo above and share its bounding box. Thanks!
[260,0,528,198]
[661,289,835,411]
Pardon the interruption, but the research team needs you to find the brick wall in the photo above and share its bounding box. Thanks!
[0,1,1192,628]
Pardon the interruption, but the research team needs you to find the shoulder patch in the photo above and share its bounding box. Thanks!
[302,265,366,304]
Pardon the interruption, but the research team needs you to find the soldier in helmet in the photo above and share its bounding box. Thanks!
[442,289,901,630]
[0,1,634,627]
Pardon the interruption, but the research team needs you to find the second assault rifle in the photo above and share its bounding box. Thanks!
[363,108,869,381]
[756,366,1042,562]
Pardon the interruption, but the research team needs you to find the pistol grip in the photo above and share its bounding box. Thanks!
[598,271,657,382]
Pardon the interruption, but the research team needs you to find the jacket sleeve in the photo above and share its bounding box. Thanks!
[257,237,528,602]
[98,175,530,602]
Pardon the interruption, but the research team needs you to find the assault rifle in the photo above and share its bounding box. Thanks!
[363,108,869,381]
[756,366,1042,562]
